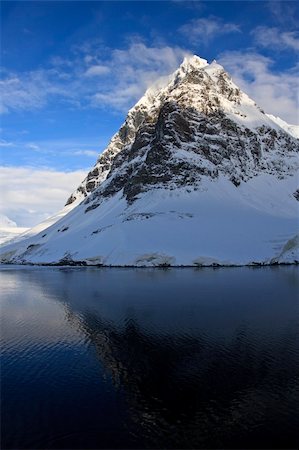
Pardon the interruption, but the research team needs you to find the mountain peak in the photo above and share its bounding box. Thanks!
[180,54,209,71]
[64,54,298,210]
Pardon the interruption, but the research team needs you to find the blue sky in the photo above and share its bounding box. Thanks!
[1,1,298,226]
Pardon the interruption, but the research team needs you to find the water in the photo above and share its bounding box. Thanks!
[1,266,298,449]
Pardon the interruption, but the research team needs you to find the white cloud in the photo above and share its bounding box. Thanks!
[179,17,240,44]
[0,42,189,114]
[112,43,188,70]
[84,65,111,77]
[0,166,87,227]
[73,150,98,157]
[9,137,104,159]
[219,51,299,125]
[252,26,299,51]
[0,139,14,147]
[92,84,145,111]
[0,76,44,113]
[266,1,298,27]
[1,38,297,126]
[92,43,190,111]
[25,143,40,151]
[0,69,72,114]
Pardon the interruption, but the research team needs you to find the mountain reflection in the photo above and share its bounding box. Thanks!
[2,266,298,449]
[66,308,298,448]
[32,267,298,448]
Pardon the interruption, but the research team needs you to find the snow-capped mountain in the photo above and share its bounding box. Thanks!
[0,215,17,228]
[1,55,298,266]
[0,214,29,245]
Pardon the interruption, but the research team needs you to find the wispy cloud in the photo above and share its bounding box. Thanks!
[0,166,87,227]
[73,150,98,157]
[0,139,14,147]
[219,50,299,124]
[0,42,189,114]
[91,43,190,111]
[179,17,240,44]
[0,75,44,113]
[84,65,111,77]
[267,1,298,27]
[1,35,298,125]
[28,138,104,158]
[0,137,106,172]
[0,68,73,114]
[25,143,40,151]
[252,26,299,51]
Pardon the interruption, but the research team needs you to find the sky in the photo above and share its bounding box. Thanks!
[1,0,298,227]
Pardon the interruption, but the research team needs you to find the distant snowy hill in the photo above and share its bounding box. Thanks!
[0,215,17,228]
[0,214,29,245]
[1,55,298,266]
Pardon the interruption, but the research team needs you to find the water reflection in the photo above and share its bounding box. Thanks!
[1,266,299,449]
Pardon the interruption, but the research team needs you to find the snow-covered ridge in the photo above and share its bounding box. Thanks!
[266,114,299,139]
[1,54,298,266]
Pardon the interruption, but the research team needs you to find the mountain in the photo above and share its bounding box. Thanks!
[1,55,298,266]
[0,214,17,228]
[0,214,29,245]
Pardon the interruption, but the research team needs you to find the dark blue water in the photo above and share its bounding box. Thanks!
[1,266,299,449]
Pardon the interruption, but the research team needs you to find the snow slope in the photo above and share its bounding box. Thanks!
[0,228,29,245]
[266,114,299,139]
[0,174,298,266]
[1,55,298,266]
[0,197,82,246]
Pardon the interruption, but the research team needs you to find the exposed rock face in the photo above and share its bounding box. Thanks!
[65,89,157,205]
[66,56,298,212]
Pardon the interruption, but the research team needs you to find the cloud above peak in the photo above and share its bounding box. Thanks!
[0,34,298,124]
[0,42,189,114]
[219,50,299,124]
[179,17,240,44]
[91,43,189,111]
[251,26,299,51]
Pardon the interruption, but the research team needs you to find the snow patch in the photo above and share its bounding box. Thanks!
[134,253,176,267]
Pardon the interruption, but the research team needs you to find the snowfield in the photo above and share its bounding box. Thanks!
[0,227,29,246]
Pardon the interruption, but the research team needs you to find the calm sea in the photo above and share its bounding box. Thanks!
[1,266,298,449]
